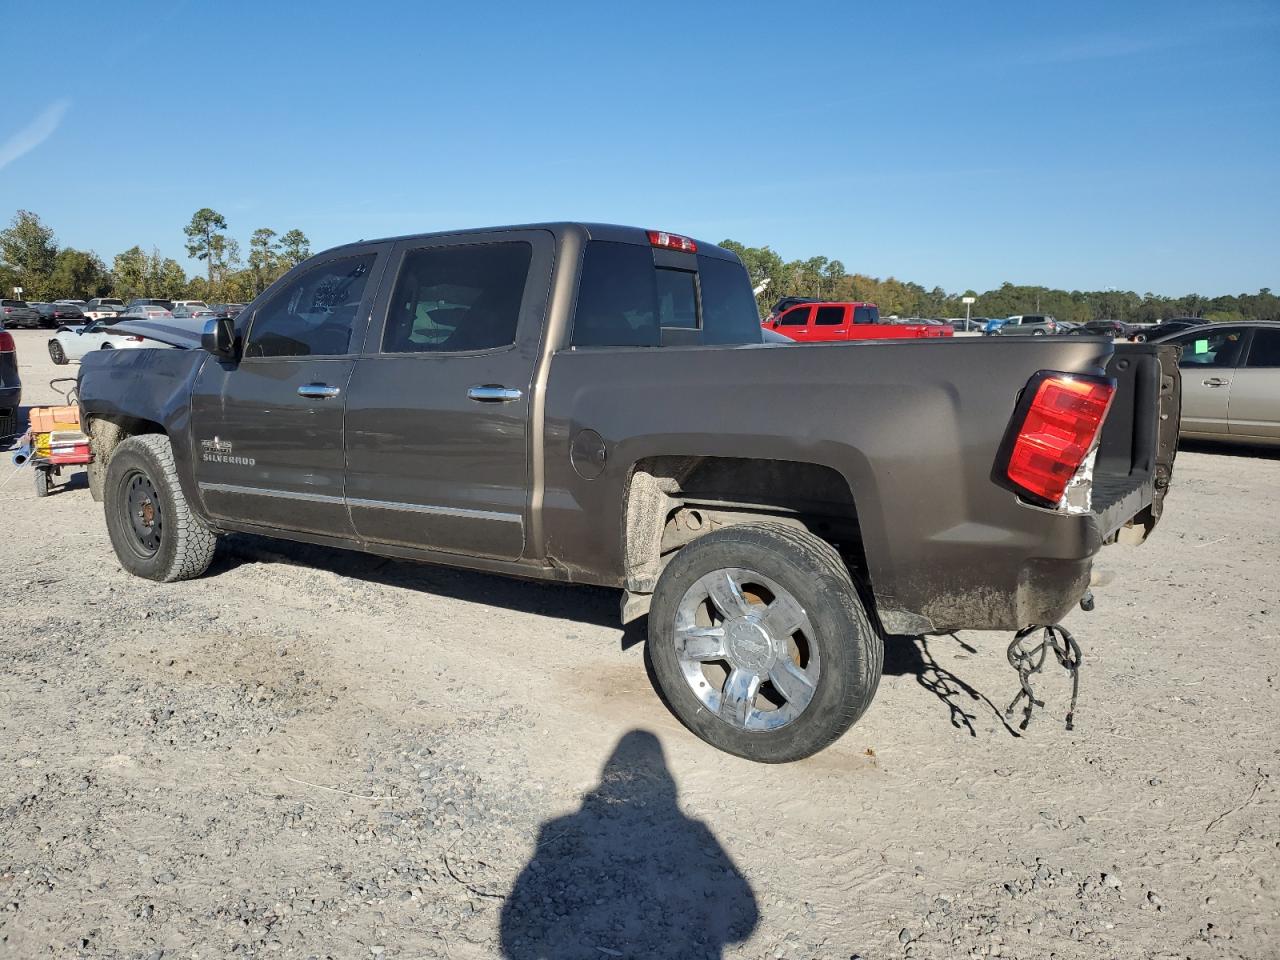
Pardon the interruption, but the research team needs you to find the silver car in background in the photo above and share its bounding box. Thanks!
[1154,321,1280,446]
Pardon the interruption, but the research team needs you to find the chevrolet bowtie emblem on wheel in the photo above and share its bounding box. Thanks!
[200,437,255,466]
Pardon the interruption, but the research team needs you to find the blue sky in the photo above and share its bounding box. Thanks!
[1,0,1276,295]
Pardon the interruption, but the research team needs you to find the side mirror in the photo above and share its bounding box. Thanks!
[201,316,237,361]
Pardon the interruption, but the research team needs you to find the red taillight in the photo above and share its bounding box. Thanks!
[646,229,697,253]
[1005,374,1115,506]
[124,335,144,342]
[0,331,15,351]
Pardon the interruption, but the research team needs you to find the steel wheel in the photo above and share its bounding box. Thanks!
[674,567,820,732]
[123,470,164,557]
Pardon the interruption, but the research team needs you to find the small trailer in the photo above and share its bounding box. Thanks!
[11,379,92,497]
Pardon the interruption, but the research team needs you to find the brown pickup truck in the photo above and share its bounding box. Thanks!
[77,223,1180,762]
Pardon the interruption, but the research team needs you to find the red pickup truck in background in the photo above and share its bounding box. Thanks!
[764,301,952,341]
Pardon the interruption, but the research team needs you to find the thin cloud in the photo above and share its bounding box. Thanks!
[1023,31,1188,65]
[0,99,71,173]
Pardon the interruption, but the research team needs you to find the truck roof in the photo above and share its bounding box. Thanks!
[317,222,742,264]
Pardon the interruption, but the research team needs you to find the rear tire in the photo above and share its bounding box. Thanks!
[33,467,50,498]
[104,434,218,582]
[647,522,883,763]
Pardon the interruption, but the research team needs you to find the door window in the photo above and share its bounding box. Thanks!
[245,255,376,358]
[1173,328,1246,368]
[814,306,845,326]
[383,242,532,353]
[1244,329,1280,368]
[779,307,810,326]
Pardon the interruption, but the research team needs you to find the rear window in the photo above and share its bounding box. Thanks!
[571,242,763,348]
[2,300,27,307]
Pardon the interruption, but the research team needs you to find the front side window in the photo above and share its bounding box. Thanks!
[383,242,531,353]
[245,254,375,359]
[779,307,810,326]
[1244,329,1280,368]
[815,305,845,326]
[1173,328,1246,368]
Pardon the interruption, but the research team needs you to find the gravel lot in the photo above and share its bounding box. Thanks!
[1,328,1277,959]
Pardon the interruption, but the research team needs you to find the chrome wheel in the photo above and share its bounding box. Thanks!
[673,567,820,732]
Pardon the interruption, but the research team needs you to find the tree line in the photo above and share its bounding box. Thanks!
[0,208,311,305]
[1,207,1274,323]
[720,240,1278,324]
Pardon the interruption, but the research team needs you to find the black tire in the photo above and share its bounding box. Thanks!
[48,340,67,365]
[0,411,16,444]
[104,434,218,582]
[1032,329,1046,336]
[100,343,114,350]
[648,522,883,763]
[33,467,50,498]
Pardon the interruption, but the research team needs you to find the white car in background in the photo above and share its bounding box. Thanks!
[47,321,176,364]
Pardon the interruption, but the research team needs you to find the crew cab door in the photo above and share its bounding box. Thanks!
[810,304,850,340]
[189,244,390,536]
[343,230,553,561]
[1165,326,1247,436]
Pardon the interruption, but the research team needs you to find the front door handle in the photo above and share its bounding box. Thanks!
[298,383,341,399]
[1202,377,1229,387]
[467,384,522,403]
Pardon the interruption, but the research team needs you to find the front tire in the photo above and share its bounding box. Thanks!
[49,340,67,365]
[104,434,218,582]
[648,522,883,763]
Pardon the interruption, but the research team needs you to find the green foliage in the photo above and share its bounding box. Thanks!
[721,238,1280,323]
[279,229,311,267]
[111,246,189,298]
[248,227,282,295]
[183,208,229,284]
[49,248,111,298]
[0,210,59,299]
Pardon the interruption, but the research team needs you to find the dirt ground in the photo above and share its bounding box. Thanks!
[1,328,1277,960]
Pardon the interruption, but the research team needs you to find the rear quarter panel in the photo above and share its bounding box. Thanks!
[542,336,1117,632]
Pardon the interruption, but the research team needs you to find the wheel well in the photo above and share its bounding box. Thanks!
[88,415,166,471]
[622,455,866,598]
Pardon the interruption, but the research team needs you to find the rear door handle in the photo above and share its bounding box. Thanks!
[298,383,341,399]
[1202,377,1229,387]
[467,385,522,403]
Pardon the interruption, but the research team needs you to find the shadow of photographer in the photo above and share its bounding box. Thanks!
[500,730,759,959]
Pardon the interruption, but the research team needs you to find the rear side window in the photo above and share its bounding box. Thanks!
[572,241,659,347]
[815,306,845,326]
[697,255,762,345]
[1245,329,1280,368]
[853,306,879,324]
[383,242,531,353]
